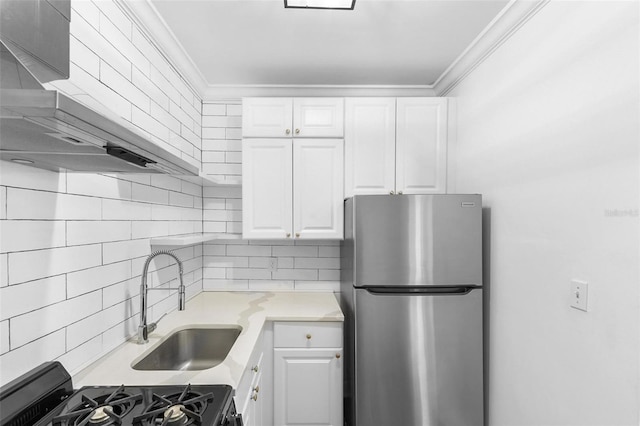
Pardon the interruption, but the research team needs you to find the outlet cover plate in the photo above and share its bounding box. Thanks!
[570,280,588,312]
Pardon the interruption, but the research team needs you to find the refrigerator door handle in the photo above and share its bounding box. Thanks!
[364,286,476,295]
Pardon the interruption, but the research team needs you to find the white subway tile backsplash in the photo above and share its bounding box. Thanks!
[1,1,206,383]
[67,221,131,246]
[102,315,137,353]
[8,244,102,285]
[66,301,128,350]
[203,186,241,199]
[0,321,8,355]
[226,128,243,140]
[319,246,340,257]
[0,220,66,253]
[0,187,5,219]
[294,281,340,292]
[169,192,194,208]
[132,221,170,239]
[67,261,130,298]
[272,269,318,281]
[0,275,66,321]
[202,128,226,139]
[227,245,271,257]
[68,64,132,120]
[202,104,226,116]
[272,246,318,257]
[248,280,294,291]
[0,330,66,384]
[150,101,181,134]
[0,161,66,192]
[227,268,271,280]
[99,13,149,75]
[100,61,150,113]
[10,291,102,348]
[151,175,182,192]
[95,1,132,39]
[57,335,103,375]
[8,189,102,220]
[203,279,249,291]
[131,107,170,142]
[70,35,100,77]
[319,270,341,281]
[71,0,100,30]
[103,279,139,309]
[226,104,242,116]
[294,257,341,269]
[102,239,148,265]
[70,11,132,81]
[67,173,132,200]
[131,182,169,205]
[0,254,7,287]
[103,199,151,220]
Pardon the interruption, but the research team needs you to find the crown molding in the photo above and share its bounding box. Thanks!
[118,0,209,98]
[433,0,550,96]
[203,84,436,99]
[121,0,549,101]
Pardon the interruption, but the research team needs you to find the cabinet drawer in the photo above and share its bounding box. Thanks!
[274,322,342,348]
[236,333,264,409]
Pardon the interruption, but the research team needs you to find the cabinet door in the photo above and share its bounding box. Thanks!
[243,98,293,138]
[396,98,448,194]
[344,98,396,197]
[274,348,343,426]
[242,139,293,239]
[293,98,344,138]
[293,139,344,240]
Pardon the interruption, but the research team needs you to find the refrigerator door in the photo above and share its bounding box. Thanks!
[354,288,483,426]
[352,194,482,287]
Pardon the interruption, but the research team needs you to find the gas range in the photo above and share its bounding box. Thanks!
[0,362,243,426]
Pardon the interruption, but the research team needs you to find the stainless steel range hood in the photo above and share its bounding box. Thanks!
[0,0,199,175]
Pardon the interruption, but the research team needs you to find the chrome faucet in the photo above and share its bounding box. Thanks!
[138,250,186,344]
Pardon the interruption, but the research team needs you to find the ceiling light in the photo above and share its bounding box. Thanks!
[11,159,34,164]
[284,0,355,10]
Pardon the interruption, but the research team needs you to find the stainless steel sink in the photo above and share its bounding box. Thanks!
[132,326,242,371]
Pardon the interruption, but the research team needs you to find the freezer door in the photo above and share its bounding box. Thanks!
[352,194,482,287]
[354,288,483,426]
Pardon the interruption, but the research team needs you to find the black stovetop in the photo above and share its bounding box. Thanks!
[0,362,237,426]
[39,384,234,426]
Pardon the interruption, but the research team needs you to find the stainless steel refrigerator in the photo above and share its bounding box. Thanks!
[340,194,484,426]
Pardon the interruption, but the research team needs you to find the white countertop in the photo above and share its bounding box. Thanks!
[73,291,343,387]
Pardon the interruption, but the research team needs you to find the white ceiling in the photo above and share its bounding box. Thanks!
[149,0,510,87]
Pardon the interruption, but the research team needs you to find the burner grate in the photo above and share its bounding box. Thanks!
[52,385,141,426]
[132,385,214,426]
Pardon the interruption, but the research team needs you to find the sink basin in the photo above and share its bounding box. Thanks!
[132,326,242,371]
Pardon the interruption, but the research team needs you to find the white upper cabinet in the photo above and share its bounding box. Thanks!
[242,138,344,240]
[293,98,344,138]
[243,98,344,138]
[396,97,448,194]
[345,97,448,196]
[242,139,293,239]
[242,98,293,138]
[344,98,396,197]
[293,139,344,240]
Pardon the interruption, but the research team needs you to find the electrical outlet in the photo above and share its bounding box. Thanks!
[269,258,278,272]
[570,280,589,312]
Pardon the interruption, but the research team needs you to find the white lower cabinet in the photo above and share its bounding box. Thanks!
[273,322,343,426]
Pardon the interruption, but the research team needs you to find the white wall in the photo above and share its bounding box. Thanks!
[0,0,205,384]
[448,2,639,425]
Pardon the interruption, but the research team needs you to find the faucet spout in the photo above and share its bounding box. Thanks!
[138,250,185,344]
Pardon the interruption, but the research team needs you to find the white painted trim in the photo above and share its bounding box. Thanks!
[122,0,549,101]
[117,0,209,98]
[203,84,436,99]
[433,0,550,96]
